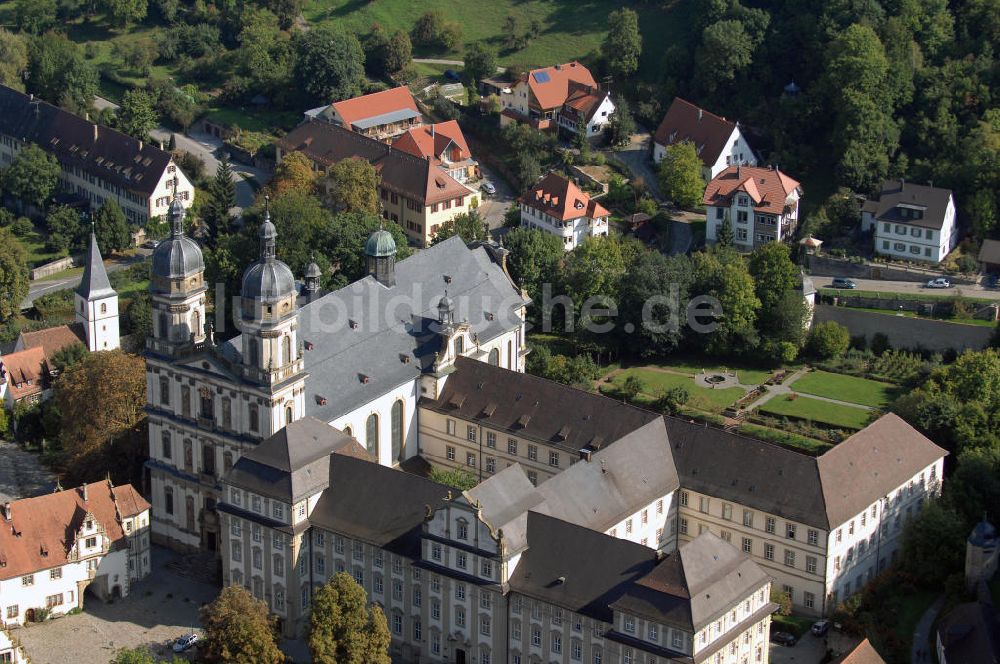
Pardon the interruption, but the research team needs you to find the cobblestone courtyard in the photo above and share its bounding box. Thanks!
[14,548,218,664]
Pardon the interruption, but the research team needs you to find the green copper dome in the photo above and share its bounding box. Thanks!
[365,228,397,258]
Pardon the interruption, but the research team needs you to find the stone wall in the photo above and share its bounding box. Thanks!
[813,305,993,352]
[806,254,977,284]
[30,256,75,280]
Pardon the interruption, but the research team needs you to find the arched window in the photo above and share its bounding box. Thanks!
[488,348,499,366]
[161,431,172,459]
[248,338,259,366]
[283,336,292,365]
[159,312,170,340]
[163,486,174,515]
[454,335,464,356]
[181,386,191,418]
[192,309,201,338]
[249,405,260,433]
[391,400,404,463]
[183,440,193,472]
[366,413,379,458]
[285,405,293,425]
[100,302,107,314]
[185,495,195,531]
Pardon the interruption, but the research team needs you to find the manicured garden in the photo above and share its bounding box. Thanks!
[605,368,746,414]
[759,394,874,430]
[791,370,897,408]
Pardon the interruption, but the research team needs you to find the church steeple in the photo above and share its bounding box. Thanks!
[75,229,119,351]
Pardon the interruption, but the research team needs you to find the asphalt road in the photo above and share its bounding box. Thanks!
[818,276,1000,300]
[22,250,151,309]
[477,163,516,232]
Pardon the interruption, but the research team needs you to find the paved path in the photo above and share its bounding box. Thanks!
[477,163,515,232]
[821,276,1000,301]
[744,368,808,410]
[609,132,663,200]
[413,58,505,73]
[0,441,56,503]
[911,595,944,664]
[22,251,151,310]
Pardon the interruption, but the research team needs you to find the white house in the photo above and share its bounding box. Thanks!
[0,481,150,627]
[0,85,194,225]
[518,172,610,250]
[652,98,756,179]
[703,165,802,250]
[862,180,958,264]
[499,62,615,138]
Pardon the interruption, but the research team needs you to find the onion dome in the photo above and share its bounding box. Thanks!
[365,228,397,258]
[241,199,295,303]
[152,196,204,282]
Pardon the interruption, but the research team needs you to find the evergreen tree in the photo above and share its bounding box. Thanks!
[0,229,29,321]
[716,210,734,247]
[93,200,130,255]
[203,157,236,244]
[309,572,391,664]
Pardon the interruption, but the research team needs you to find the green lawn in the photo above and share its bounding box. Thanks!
[611,368,745,413]
[630,357,775,386]
[18,227,68,268]
[303,0,691,73]
[759,394,873,430]
[791,370,897,408]
[771,613,814,638]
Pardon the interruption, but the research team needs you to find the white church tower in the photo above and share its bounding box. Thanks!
[74,231,120,351]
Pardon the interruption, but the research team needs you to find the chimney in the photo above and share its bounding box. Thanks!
[698,108,703,122]
[138,140,143,151]
[1,503,9,521]
[94,125,99,142]
[431,124,435,138]
[159,141,164,150]
[81,484,88,501]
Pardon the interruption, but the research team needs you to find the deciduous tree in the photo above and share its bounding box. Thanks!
[28,31,98,115]
[0,29,29,89]
[45,205,83,252]
[1,143,61,209]
[603,8,641,80]
[464,42,497,84]
[270,152,317,197]
[309,572,391,664]
[102,0,147,27]
[805,320,850,359]
[657,141,705,209]
[294,26,365,104]
[323,157,379,215]
[696,20,754,93]
[93,200,131,255]
[200,585,284,664]
[0,229,29,321]
[691,249,760,355]
[432,210,488,244]
[116,89,158,141]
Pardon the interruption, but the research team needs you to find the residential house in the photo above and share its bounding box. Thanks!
[275,121,476,246]
[832,639,886,664]
[862,179,958,264]
[0,627,27,663]
[0,480,150,627]
[309,87,423,142]
[978,239,1000,274]
[500,62,615,138]
[0,85,194,225]
[518,173,610,250]
[703,165,802,250]
[392,121,479,184]
[0,347,47,409]
[652,98,756,179]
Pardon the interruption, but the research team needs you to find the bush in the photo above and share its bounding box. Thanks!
[806,321,850,359]
[11,217,33,236]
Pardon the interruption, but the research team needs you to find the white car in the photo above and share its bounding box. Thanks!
[926,278,951,289]
[480,182,496,195]
[172,633,199,653]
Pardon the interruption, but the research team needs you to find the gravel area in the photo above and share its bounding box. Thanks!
[14,548,219,664]
[0,441,56,504]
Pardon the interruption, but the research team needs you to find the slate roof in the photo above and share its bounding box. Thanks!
[520,172,610,221]
[507,512,658,622]
[76,232,115,300]
[465,465,543,555]
[979,239,1000,266]
[329,87,421,129]
[220,237,527,423]
[428,356,659,453]
[817,413,947,527]
[308,455,452,557]
[523,62,598,110]
[276,120,471,205]
[936,601,1000,664]
[653,98,739,167]
[703,165,801,216]
[611,532,770,632]
[225,417,367,502]
[831,638,887,664]
[0,85,173,197]
[0,481,149,580]
[866,179,954,231]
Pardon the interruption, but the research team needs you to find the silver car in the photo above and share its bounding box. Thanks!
[925,277,951,289]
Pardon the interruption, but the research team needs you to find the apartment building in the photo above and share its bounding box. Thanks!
[0,85,193,225]
[703,165,802,250]
[518,173,610,250]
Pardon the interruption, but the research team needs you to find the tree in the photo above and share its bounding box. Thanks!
[716,211,733,247]
[202,157,236,244]
[51,342,87,373]
[502,227,565,311]
[45,205,83,252]
[15,0,56,34]
[27,32,98,114]
[900,500,967,587]
[617,251,693,356]
[323,157,380,215]
[309,573,391,664]
[110,647,155,664]
[327,212,411,285]
[0,29,29,90]
[53,350,146,484]
[748,243,799,313]
[270,152,317,197]
[603,8,641,80]
[655,386,690,414]
[124,292,153,337]
[93,200,130,255]
[411,11,460,50]
[806,321,850,359]
[237,9,293,96]
[116,89,158,141]
[294,26,365,104]
[657,142,705,209]
[101,0,147,26]
[384,30,412,74]
[201,585,284,664]
[696,20,754,93]
[464,42,497,84]
[112,38,158,76]
[691,250,760,356]
[606,97,636,149]
[2,143,61,208]
[267,0,302,30]
[621,375,644,402]
[432,211,488,244]
[428,467,478,490]
[0,229,29,321]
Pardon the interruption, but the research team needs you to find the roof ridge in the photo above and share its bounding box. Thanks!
[673,97,735,127]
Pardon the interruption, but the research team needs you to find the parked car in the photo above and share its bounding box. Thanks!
[770,631,798,646]
[811,620,831,636]
[142,239,160,249]
[173,633,199,653]
[480,181,496,195]
[831,277,857,289]
[444,70,461,82]
[926,277,952,289]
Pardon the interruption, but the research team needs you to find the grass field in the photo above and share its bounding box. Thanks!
[626,357,775,386]
[19,226,69,268]
[303,0,690,72]
[610,368,745,413]
[759,394,873,430]
[791,370,897,408]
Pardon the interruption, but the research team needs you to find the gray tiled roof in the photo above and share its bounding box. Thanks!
[76,232,115,300]
[235,236,527,423]
[465,465,545,555]
[868,179,954,230]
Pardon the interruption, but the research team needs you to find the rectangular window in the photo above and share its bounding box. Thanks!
[680,491,688,506]
[764,544,774,561]
[507,439,518,455]
[467,425,477,442]
[528,445,538,461]
[466,452,476,467]
[680,518,688,535]
[766,517,775,534]
[786,524,796,539]
[486,457,496,473]
[6,606,17,619]
[50,568,62,580]
[722,504,732,520]
[549,451,559,467]
[806,556,818,574]
[699,497,709,513]
[486,431,496,448]
[808,529,818,546]
[446,419,455,436]
[742,537,752,553]
[804,592,815,609]
[21,575,33,587]
[784,549,796,567]
[743,510,753,527]
[446,446,455,461]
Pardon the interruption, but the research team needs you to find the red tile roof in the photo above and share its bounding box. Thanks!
[0,347,46,402]
[654,98,738,167]
[833,639,887,664]
[330,87,420,128]
[17,323,86,364]
[524,62,598,110]
[521,173,610,221]
[0,481,149,580]
[391,121,471,164]
[703,165,801,216]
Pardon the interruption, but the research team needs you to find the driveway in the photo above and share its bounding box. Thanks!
[476,163,516,232]
[769,633,828,664]
[15,547,218,664]
[610,132,663,201]
[0,441,56,503]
